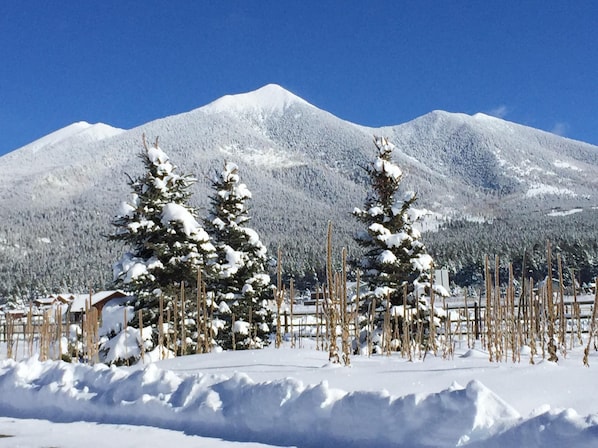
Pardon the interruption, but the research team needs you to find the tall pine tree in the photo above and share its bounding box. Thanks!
[353,137,436,347]
[109,137,215,359]
[205,162,272,350]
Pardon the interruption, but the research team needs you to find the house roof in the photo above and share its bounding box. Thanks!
[69,290,130,313]
[34,297,57,306]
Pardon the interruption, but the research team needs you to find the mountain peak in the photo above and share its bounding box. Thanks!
[12,121,124,155]
[201,84,310,115]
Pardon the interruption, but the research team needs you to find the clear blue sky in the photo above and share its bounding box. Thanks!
[1,1,596,155]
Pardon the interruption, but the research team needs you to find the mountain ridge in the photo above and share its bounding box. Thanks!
[1,85,598,296]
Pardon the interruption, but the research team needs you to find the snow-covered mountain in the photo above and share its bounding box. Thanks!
[1,84,598,295]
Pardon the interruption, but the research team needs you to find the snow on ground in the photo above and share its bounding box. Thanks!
[0,342,597,447]
[0,417,274,448]
[554,160,582,171]
[546,208,584,217]
[525,183,577,198]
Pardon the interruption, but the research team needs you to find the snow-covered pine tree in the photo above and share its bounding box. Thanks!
[205,161,272,350]
[353,137,436,349]
[109,137,215,360]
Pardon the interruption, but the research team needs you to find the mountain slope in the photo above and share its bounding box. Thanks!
[1,84,598,297]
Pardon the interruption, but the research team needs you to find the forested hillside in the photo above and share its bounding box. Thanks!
[1,85,598,300]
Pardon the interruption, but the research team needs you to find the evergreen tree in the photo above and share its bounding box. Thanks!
[205,162,272,350]
[109,137,215,359]
[353,137,436,347]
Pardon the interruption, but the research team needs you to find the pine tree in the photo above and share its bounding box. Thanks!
[205,162,272,350]
[353,137,435,348]
[109,137,215,359]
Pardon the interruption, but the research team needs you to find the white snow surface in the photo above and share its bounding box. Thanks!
[15,121,124,154]
[201,84,310,115]
[526,183,577,198]
[554,160,582,171]
[1,343,598,446]
[547,208,584,217]
[161,203,201,237]
[374,157,403,180]
[147,145,170,165]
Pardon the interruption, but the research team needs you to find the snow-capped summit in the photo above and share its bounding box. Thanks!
[16,121,92,154]
[201,84,311,115]
[15,121,125,154]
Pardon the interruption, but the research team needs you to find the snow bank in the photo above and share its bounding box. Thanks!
[0,358,596,447]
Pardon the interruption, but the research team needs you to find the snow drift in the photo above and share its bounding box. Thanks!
[0,357,596,447]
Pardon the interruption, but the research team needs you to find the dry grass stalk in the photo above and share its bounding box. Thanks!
[275,246,283,348]
[583,279,598,367]
[139,309,145,362]
[202,280,211,353]
[406,289,415,361]
[55,306,63,361]
[315,285,321,351]
[529,278,536,365]
[475,302,482,342]
[196,270,208,354]
[570,269,583,346]
[165,308,171,356]
[484,255,493,361]
[89,307,99,364]
[354,270,361,345]
[429,275,438,355]
[232,312,236,350]
[383,294,391,357]
[540,286,546,360]
[322,284,330,352]
[39,310,50,361]
[208,285,214,351]
[546,241,558,362]
[442,297,453,360]
[123,307,129,365]
[464,293,471,350]
[26,304,34,358]
[368,297,375,357]
[508,264,516,363]
[494,255,503,362]
[455,310,463,353]
[173,292,179,355]
[416,309,424,360]
[180,282,187,355]
[159,294,165,360]
[6,313,15,360]
[557,255,567,357]
[249,305,255,347]
[200,269,207,355]
[340,248,351,366]
[325,221,340,364]
[401,302,409,358]
[290,278,295,348]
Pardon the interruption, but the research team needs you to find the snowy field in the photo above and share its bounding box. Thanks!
[0,341,598,447]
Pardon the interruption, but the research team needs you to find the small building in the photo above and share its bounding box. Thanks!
[68,290,131,323]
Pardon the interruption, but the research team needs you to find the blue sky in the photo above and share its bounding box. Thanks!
[1,2,596,155]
